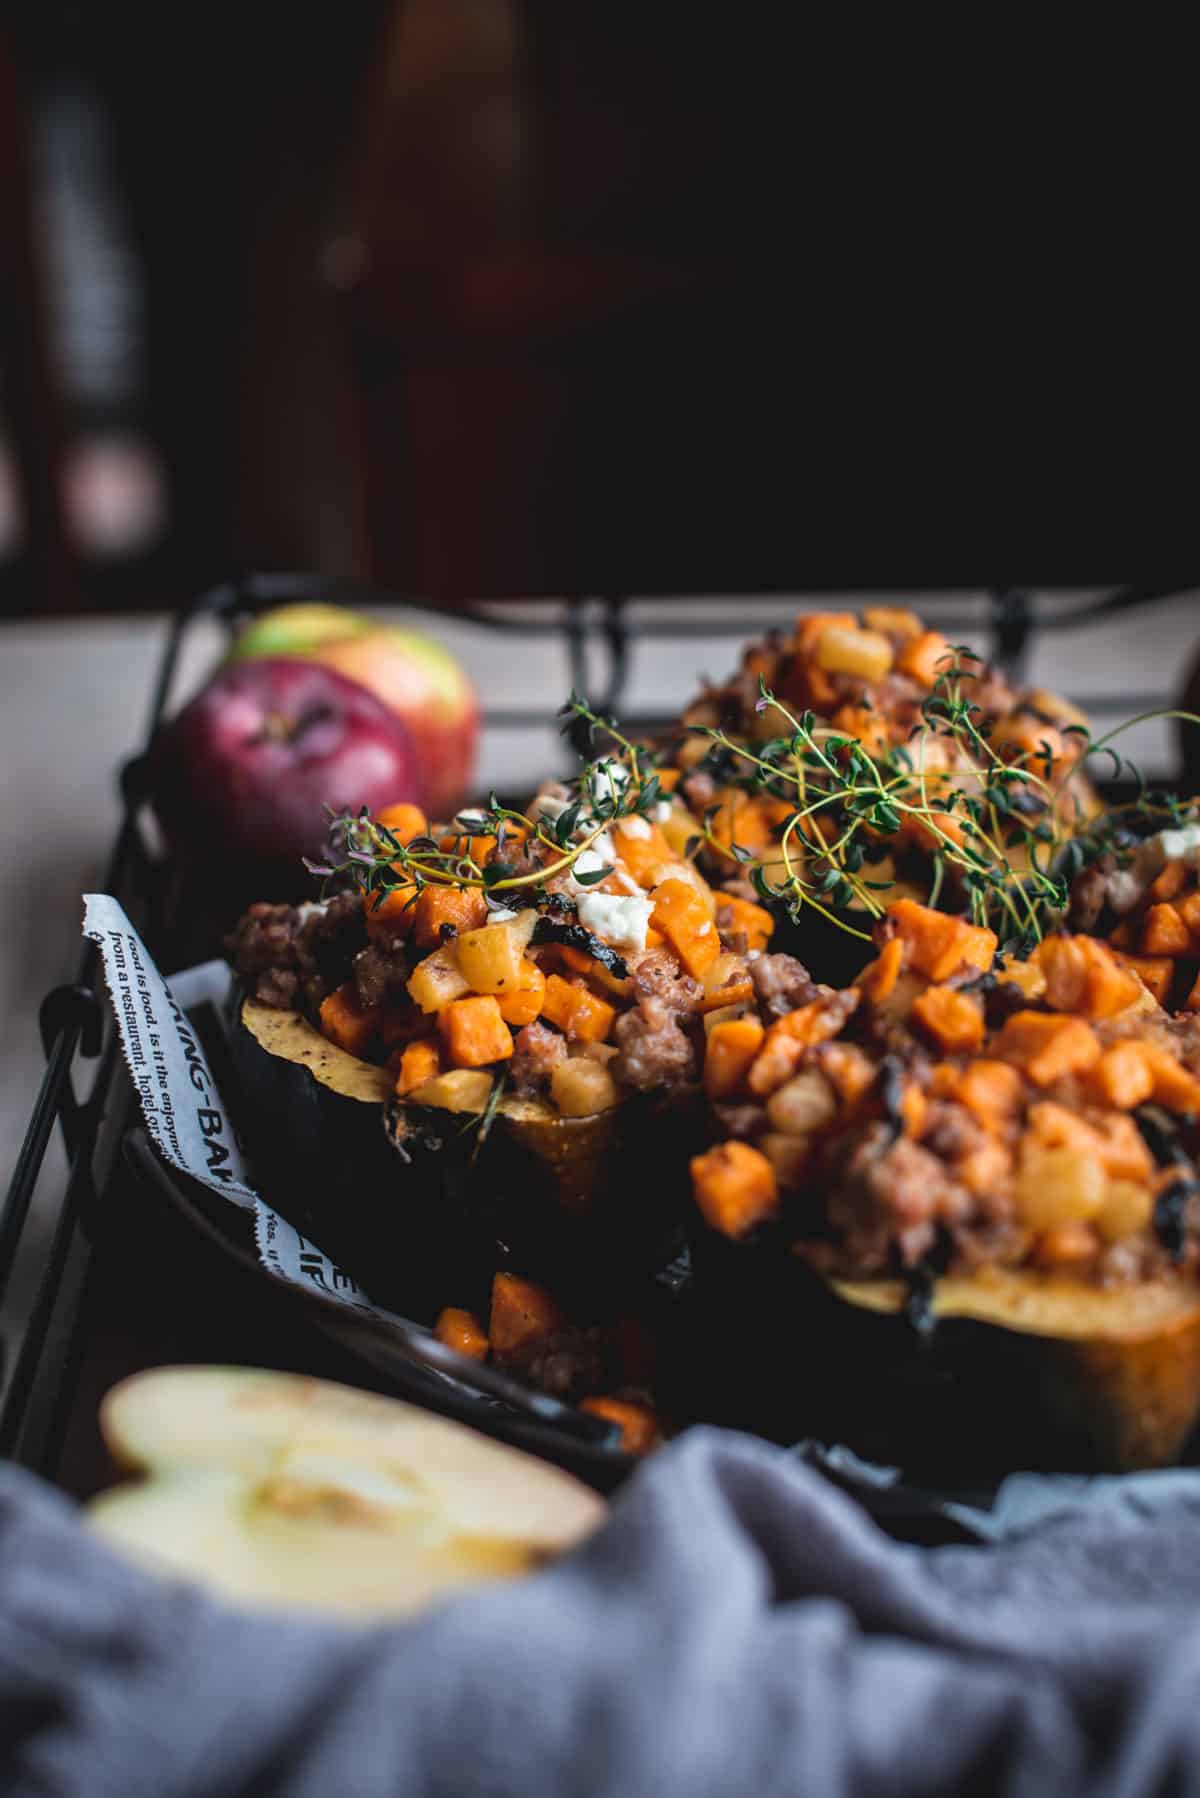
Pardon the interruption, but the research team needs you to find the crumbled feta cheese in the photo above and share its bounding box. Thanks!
[617,815,652,840]
[577,892,655,951]
[487,907,519,923]
[564,845,613,895]
[613,870,643,896]
[651,801,674,823]
[1160,825,1200,864]
[1107,827,1199,915]
[530,792,570,823]
[586,759,631,805]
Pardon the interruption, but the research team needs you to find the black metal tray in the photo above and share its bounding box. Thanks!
[1,575,1191,1497]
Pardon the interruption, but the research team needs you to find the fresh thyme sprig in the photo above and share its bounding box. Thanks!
[307,690,667,914]
[681,651,1200,951]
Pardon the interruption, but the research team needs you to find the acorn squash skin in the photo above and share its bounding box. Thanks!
[687,1226,1200,1475]
[230,994,696,1315]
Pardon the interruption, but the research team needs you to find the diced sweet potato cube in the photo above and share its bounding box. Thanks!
[438,994,514,1068]
[1141,903,1191,958]
[375,802,428,844]
[708,793,781,857]
[438,828,500,865]
[958,1136,1014,1196]
[557,944,632,1000]
[896,629,952,688]
[1034,934,1142,1019]
[990,715,1064,780]
[1186,969,1200,1012]
[1140,1044,1200,1115]
[992,1011,1101,1086]
[957,1058,1025,1129]
[317,983,379,1057]
[1094,1042,1155,1111]
[611,819,674,887]
[886,898,997,982]
[928,1062,962,1098]
[818,1042,878,1108]
[651,878,720,978]
[830,704,892,760]
[746,996,856,1097]
[690,1140,779,1238]
[1027,1099,1101,1158]
[857,937,906,1004]
[1096,1113,1154,1183]
[1177,890,1200,939]
[704,1018,765,1099]
[497,959,546,1027]
[901,806,968,855]
[540,974,617,1044]
[434,1307,489,1362]
[365,882,420,942]
[655,767,681,793]
[900,1081,928,1138]
[1111,952,1173,1007]
[488,1273,566,1357]
[1149,861,1186,903]
[777,993,859,1048]
[910,985,984,1054]
[1031,1222,1100,1266]
[412,884,489,949]
[994,957,1048,1003]
[744,1031,804,1097]
[718,893,776,952]
[395,1038,441,1096]
[696,979,755,1016]
[1025,1101,1152,1185]
[579,1397,661,1456]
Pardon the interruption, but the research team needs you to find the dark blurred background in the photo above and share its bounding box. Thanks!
[2,4,1194,617]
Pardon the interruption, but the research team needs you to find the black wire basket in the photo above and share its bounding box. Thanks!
[0,577,1191,1494]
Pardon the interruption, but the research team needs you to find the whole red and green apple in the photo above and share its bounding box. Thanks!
[150,657,423,889]
[226,603,479,819]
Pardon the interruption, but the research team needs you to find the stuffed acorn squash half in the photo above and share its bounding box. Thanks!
[661,605,1102,989]
[686,893,1200,1472]
[226,745,775,1309]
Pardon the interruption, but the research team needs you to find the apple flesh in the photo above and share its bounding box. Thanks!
[88,1366,605,1618]
[227,603,480,820]
[149,656,423,883]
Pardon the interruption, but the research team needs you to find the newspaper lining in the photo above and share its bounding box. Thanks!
[83,894,397,1327]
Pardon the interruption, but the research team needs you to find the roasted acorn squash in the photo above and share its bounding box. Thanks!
[231,994,697,1313]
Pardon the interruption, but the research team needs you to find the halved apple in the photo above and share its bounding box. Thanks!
[88,1366,606,1618]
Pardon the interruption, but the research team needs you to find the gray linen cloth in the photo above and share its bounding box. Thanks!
[4,1426,1200,1796]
